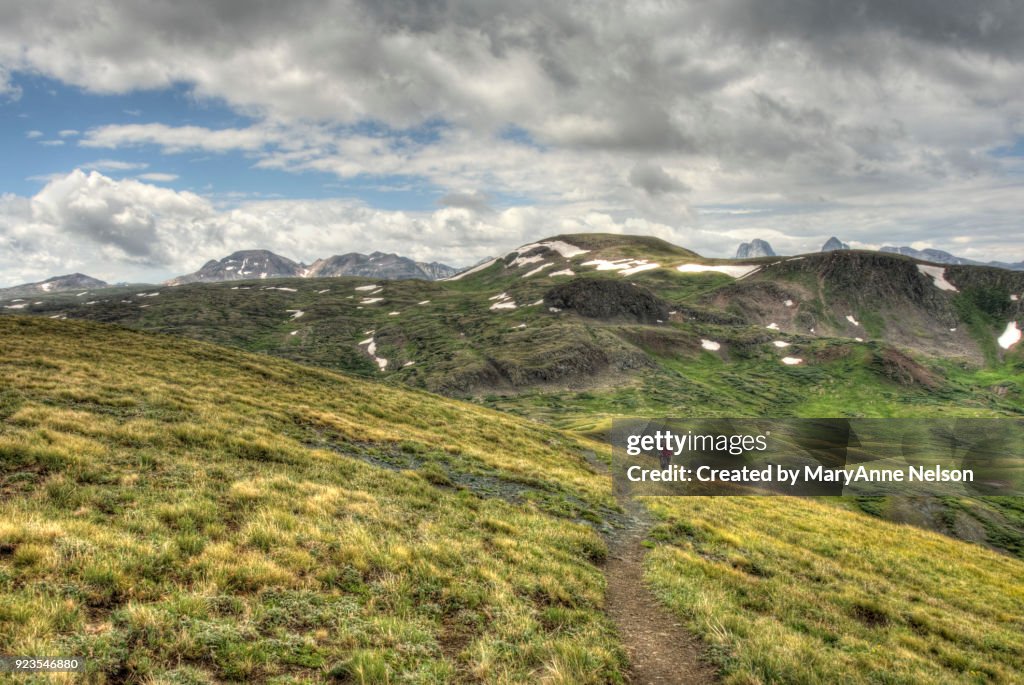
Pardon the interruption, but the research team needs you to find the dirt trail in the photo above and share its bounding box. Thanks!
[604,499,718,685]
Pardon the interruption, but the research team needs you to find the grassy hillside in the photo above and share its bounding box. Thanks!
[3,237,1021,419]
[644,497,1024,684]
[2,318,1024,683]
[5,235,1022,558]
[0,317,623,683]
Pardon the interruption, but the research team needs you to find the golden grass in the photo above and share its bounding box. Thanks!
[644,496,1024,684]
[0,318,624,683]
[4,317,1024,683]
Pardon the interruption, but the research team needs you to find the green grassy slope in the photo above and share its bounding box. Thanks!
[3,318,1024,683]
[4,237,1021,416]
[3,233,1023,557]
[0,317,624,684]
[644,497,1024,684]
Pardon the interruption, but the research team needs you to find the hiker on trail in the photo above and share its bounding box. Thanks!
[659,447,672,469]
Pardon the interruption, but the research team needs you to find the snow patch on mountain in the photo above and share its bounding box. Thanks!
[998,321,1021,350]
[522,263,553,278]
[358,337,388,370]
[677,264,760,278]
[619,262,660,275]
[917,264,958,292]
[446,257,497,281]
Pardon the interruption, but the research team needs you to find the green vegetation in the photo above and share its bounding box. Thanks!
[0,318,624,683]
[3,234,1024,683]
[644,496,1024,684]
[5,235,1019,419]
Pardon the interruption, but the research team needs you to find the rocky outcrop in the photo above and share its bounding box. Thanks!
[735,239,776,259]
[821,237,850,252]
[544,278,670,324]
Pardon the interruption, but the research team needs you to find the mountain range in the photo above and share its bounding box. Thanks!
[880,245,1024,271]
[8,240,1024,295]
[8,232,1021,388]
[730,237,1024,270]
[166,249,458,285]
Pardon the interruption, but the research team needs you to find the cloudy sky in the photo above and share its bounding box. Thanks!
[1,0,1023,286]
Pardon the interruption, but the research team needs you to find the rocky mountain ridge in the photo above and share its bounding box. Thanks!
[0,273,109,299]
[881,245,1024,271]
[166,249,458,285]
[735,239,776,258]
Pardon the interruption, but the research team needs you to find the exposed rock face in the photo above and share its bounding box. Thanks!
[0,273,108,298]
[544,278,670,324]
[735,239,776,259]
[415,261,460,280]
[167,250,302,285]
[307,252,435,280]
[821,237,850,252]
[167,250,458,284]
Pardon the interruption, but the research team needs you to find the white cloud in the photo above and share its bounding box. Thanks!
[39,140,64,146]
[81,123,274,153]
[25,130,43,139]
[58,129,79,137]
[137,172,178,182]
[84,159,149,171]
[1,168,1022,288]
[27,170,213,266]
[0,1,1022,265]
[0,169,692,285]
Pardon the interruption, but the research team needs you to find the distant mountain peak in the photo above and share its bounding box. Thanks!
[880,245,1024,271]
[821,237,850,252]
[1,273,109,298]
[167,249,457,285]
[735,239,776,259]
[166,250,302,285]
[306,252,443,280]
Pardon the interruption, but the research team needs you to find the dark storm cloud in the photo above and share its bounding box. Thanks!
[704,0,1024,59]
[2,1,1020,147]
[628,162,689,196]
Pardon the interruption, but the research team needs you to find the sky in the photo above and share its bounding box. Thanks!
[1,0,1023,286]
